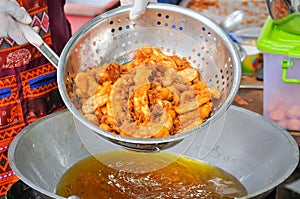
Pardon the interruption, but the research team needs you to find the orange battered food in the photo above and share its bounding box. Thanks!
[74,47,219,138]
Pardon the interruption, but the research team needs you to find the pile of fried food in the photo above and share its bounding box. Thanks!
[187,0,220,12]
[74,46,220,139]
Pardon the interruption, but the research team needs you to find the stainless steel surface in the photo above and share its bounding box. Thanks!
[234,41,247,62]
[8,106,299,198]
[46,3,240,151]
[219,10,245,32]
[219,10,247,62]
[292,0,300,11]
[239,84,264,90]
[62,195,79,199]
[19,23,59,68]
[233,27,262,41]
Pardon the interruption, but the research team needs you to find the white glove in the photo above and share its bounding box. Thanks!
[120,0,157,20]
[0,0,32,45]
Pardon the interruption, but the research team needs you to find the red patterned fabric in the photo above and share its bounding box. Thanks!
[0,0,71,196]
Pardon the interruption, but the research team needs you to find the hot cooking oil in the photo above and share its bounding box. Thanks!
[56,150,247,199]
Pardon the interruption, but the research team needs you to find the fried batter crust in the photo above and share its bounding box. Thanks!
[74,47,219,138]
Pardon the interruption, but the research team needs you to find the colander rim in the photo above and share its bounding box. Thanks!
[57,3,242,146]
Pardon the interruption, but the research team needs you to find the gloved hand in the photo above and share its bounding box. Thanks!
[0,0,32,45]
[120,0,157,20]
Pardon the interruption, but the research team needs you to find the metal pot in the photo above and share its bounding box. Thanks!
[8,106,299,199]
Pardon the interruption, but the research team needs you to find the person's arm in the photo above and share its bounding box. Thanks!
[120,0,157,20]
[0,0,32,45]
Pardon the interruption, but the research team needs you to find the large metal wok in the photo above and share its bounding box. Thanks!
[21,3,241,152]
[8,106,299,199]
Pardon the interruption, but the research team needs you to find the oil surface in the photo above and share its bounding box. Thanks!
[56,150,247,199]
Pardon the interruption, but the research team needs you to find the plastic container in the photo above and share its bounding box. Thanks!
[257,15,300,131]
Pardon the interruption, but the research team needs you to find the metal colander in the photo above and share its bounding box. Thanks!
[31,3,241,151]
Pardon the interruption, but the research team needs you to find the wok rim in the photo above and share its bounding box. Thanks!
[233,106,300,198]
[7,106,299,199]
[56,3,242,147]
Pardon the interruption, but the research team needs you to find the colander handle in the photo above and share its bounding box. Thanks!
[19,23,59,68]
